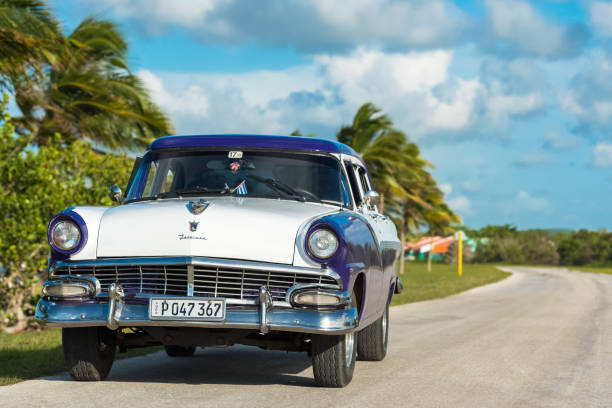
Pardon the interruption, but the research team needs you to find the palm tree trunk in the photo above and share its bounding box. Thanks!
[399,227,406,275]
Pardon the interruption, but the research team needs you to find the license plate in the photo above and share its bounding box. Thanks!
[149,298,226,321]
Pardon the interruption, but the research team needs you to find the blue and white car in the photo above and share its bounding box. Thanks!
[37,135,402,387]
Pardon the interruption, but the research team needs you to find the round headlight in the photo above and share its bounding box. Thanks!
[51,221,81,251]
[308,229,339,259]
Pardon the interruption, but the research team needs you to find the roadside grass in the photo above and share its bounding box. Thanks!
[561,266,612,275]
[391,263,511,306]
[0,328,161,386]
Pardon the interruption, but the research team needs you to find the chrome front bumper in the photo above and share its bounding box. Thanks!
[35,297,358,334]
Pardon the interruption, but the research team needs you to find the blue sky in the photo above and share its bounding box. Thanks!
[48,0,612,230]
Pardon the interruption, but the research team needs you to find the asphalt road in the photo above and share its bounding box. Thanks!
[3,267,612,407]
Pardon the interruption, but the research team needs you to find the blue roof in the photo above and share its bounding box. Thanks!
[149,134,359,156]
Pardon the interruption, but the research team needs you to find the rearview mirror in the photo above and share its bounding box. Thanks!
[108,185,123,203]
[364,190,380,209]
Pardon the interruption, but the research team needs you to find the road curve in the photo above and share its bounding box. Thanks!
[3,267,612,407]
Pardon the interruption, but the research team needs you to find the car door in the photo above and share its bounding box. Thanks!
[355,164,400,310]
[344,161,385,316]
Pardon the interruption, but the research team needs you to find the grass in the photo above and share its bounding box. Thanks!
[559,266,612,275]
[391,263,511,306]
[0,328,161,386]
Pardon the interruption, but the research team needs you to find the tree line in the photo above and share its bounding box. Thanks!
[444,225,612,267]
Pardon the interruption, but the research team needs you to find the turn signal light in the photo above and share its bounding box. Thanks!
[294,292,341,306]
[43,284,89,298]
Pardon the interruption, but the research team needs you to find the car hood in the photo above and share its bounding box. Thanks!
[96,197,337,264]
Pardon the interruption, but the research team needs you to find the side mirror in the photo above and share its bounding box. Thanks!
[363,190,380,209]
[108,185,123,203]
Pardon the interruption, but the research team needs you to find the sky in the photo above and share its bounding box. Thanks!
[47,0,612,230]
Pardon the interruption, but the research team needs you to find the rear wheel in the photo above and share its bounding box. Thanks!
[164,345,196,357]
[62,327,116,381]
[356,303,389,361]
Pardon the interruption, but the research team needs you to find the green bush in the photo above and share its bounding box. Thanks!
[0,95,132,331]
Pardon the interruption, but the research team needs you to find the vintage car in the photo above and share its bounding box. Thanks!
[36,134,403,387]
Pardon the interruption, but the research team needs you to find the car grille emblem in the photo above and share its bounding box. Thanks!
[189,221,199,232]
[187,199,210,215]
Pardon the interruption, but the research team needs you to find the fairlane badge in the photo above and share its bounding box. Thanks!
[178,234,207,241]
[189,221,199,232]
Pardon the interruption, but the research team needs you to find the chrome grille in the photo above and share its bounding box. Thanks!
[53,264,338,302]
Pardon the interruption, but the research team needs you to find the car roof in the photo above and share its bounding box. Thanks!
[149,134,360,157]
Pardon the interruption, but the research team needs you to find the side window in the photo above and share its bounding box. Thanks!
[344,161,362,207]
[340,169,353,208]
[143,161,157,196]
[358,167,370,193]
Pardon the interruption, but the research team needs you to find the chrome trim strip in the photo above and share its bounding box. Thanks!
[187,264,194,297]
[53,256,342,288]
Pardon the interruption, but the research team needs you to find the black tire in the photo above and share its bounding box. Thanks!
[62,327,116,381]
[311,331,357,387]
[164,345,196,357]
[356,303,389,361]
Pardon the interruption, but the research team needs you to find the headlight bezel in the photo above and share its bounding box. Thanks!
[305,224,341,262]
[47,211,88,255]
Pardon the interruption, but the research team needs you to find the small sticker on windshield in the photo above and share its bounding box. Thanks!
[228,151,243,159]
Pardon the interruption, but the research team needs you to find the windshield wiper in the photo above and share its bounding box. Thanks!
[247,175,319,203]
[154,187,229,199]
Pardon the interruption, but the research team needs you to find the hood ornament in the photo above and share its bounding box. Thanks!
[187,199,210,215]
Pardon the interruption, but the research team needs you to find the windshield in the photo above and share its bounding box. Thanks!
[126,149,351,206]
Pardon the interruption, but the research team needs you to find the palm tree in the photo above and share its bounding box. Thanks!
[338,103,460,274]
[337,103,411,210]
[1,4,173,150]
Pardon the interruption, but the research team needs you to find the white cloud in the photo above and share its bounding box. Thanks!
[590,2,612,37]
[440,183,453,196]
[542,131,580,152]
[448,195,472,216]
[139,48,546,141]
[484,0,585,58]
[512,153,553,167]
[516,190,549,211]
[558,51,612,138]
[83,0,471,51]
[592,143,612,167]
[440,183,471,216]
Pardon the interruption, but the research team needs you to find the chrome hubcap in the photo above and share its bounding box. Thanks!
[345,332,355,367]
[382,310,388,346]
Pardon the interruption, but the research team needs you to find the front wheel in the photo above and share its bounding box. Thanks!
[356,303,389,361]
[62,327,117,381]
[311,331,357,387]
